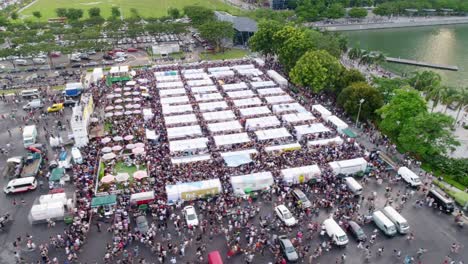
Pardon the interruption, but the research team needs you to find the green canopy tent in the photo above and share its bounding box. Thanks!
[91,194,117,208]
[50,168,65,182]
[342,128,357,138]
[106,76,131,86]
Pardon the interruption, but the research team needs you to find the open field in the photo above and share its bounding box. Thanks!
[20,0,240,20]
[200,48,249,60]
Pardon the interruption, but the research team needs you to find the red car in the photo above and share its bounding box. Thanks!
[127,47,138,52]
[50,51,61,58]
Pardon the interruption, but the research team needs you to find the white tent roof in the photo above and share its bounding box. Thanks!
[211,70,235,78]
[255,127,292,140]
[160,96,189,105]
[237,69,263,76]
[198,101,228,112]
[202,110,236,122]
[239,106,271,117]
[250,81,276,89]
[257,87,285,96]
[208,121,243,133]
[184,73,209,80]
[245,116,281,130]
[281,165,321,183]
[194,93,223,102]
[214,133,251,146]
[231,64,255,70]
[158,81,184,89]
[119,66,129,73]
[282,112,315,124]
[208,66,230,73]
[156,75,180,82]
[182,68,205,74]
[265,95,295,104]
[190,85,218,94]
[165,114,198,126]
[267,70,288,87]
[220,149,258,157]
[167,125,202,139]
[171,154,211,164]
[307,136,344,146]
[230,171,274,192]
[227,90,255,99]
[272,103,307,114]
[265,143,301,152]
[146,129,158,140]
[312,104,332,118]
[169,137,208,152]
[294,123,330,139]
[187,79,213,86]
[154,70,178,76]
[222,82,248,91]
[110,66,119,74]
[233,97,263,107]
[159,88,186,97]
[162,104,193,115]
[326,115,349,130]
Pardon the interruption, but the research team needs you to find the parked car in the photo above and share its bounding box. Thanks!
[291,189,312,209]
[86,50,96,55]
[127,47,138,52]
[54,64,66,70]
[347,221,367,242]
[135,216,149,233]
[115,57,126,63]
[71,64,81,68]
[50,51,61,58]
[47,103,64,113]
[85,61,98,67]
[183,206,199,227]
[103,54,114,60]
[23,99,44,110]
[278,236,299,262]
[275,205,296,226]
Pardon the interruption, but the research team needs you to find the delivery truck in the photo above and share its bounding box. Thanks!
[23,125,38,148]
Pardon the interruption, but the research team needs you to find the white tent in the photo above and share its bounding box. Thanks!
[202,110,236,122]
[171,154,211,164]
[208,66,230,73]
[257,87,285,96]
[272,103,307,114]
[143,108,153,121]
[329,158,368,175]
[326,115,349,132]
[92,68,103,83]
[145,129,158,141]
[267,70,288,87]
[167,125,202,139]
[245,116,281,130]
[194,93,223,102]
[214,133,250,146]
[250,81,276,89]
[227,90,255,99]
[182,68,205,74]
[233,97,263,107]
[165,179,222,203]
[208,121,243,133]
[294,123,330,139]
[154,70,178,76]
[160,96,189,105]
[265,143,301,153]
[312,104,332,119]
[308,136,344,146]
[184,73,209,80]
[222,82,248,91]
[29,202,65,223]
[159,88,186,97]
[237,69,263,76]
[230,172,274,195]
[162,104,193,115]
[255,127,291,141]
[165,114,198,126]
[169,137,209,152]
[191,85,218,94]
[156,75,180,82]
[211,70,235,78]
[187,79,213,86]
[220,149,258,157]
[265,95,295,105]
[158,81,184,89]
[281,165,321,185]
[231,64,255,70]
[119,66,129,73]
[282,112,315,124]
[198,101,228,112]
[239,106,271,117]
[109,66,119,74]
[254,58,265,66]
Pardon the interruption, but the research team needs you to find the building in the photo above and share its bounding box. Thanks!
[152,43,180,55]
[215,11,258,46]
[270,0,288,10]
[70,93,94,147]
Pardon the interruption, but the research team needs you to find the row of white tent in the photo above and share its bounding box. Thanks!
[165,157,368,203]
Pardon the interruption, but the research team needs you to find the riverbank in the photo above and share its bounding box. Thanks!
[315,16,468,31]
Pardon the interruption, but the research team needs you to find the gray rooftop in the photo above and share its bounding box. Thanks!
[215,11,258,33]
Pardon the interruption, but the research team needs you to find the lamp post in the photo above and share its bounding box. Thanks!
[355,98,365,128]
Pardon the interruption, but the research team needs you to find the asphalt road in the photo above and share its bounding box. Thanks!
[0,99,466,264]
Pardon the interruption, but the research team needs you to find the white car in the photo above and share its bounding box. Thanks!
[275,205,296,226]
[115,57,126,63]
[183,206,199,227]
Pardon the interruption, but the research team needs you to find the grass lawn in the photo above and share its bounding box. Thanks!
[113,161,146,177]
[200,48,249,61]
[20,0,240,21]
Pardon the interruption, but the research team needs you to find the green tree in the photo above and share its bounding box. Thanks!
[55,8,67,17]
[338,82,384,121]
[409,71,442,92]
[290,50,344,93]
[183,6,214,25]
[111,7,121,18]
[275,27,316,71]
[32,11,42,20]
[371,76,409,103]
[248,20,283,57]
[10,12,18,20]
[377,88,427,139]
[130,8,140,18]
[295,0,321,22]
[336,68,366,93]
[88,7,101,18]
[453,87,468,126]
[198,21,235,52]
[326,3,346,19]
[398,112,459,159]
[168,7,180,19]
[65,8,84,21]
[348,7,368,18]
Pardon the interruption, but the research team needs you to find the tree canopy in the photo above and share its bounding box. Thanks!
[248,20,283,57]
[348,7,368,18]
[183,6,214,25]
[338,81,384,121]
[198,21,234,52]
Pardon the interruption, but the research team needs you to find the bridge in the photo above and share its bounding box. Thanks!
[385,57,459,71]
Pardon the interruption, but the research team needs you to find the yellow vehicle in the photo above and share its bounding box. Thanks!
[47,103,64,113]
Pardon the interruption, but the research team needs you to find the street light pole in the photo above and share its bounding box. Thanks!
[355,98,365,128]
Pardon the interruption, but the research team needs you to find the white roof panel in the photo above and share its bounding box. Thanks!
[222,82,248,91]
[164,114,198,126]
[160,96,189,105]
[272,103,307,114]
[239,106,271,117]
[157,81,184,89]
[208,121,243,133]
[162,104,193,115]
[194,93,223,102]
[265,143,301,152]
[226,90,255,99]
[183,73,209,80]
[265,95,295,104]
[250,81,276,88]
[208,66,230,73]
[156,75,180,82]
[211,70,235,78]
[294,123,330,139]
[257,87,285,96]
[187,79,213,86]
[214,133,251,146]
[169,137,208,152]
[202,110,236,122]
[190,85,218,94]
[233,97,263,107]
[167,125,202,139]
[312,104,332,118]
[198,101,229,112]
[159,88,186,97]
[282,112,315,124]
[255,127,292,140]
[245,116,281,130]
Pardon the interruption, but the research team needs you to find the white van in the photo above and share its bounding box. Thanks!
[382,206,410,234]
[397,167,421,187]
[23,99,44,110]
[32,58,46,64]
[14,59,29,66]
[344,177,363,195]
[372,210,397,236]
[21,89,40,99]
[4,177,37,194]
[323,218,349,246]
[71,147,83,164]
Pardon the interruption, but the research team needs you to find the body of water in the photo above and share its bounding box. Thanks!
[345,24,468,87]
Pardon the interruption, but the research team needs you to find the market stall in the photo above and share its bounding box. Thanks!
[165,179,222,203]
